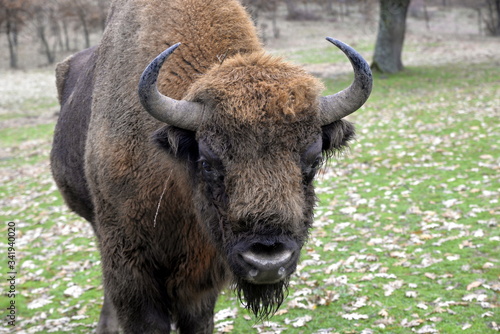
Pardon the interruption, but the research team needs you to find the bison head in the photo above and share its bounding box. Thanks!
[138,39,372,318]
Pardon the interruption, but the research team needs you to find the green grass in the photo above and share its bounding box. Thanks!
[0,58,499,333]
[0,123,54,148]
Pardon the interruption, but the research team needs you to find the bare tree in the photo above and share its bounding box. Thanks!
[0,0,111,69]
[0,0,29,69]
[484,0,500,35]
[54,0,110,51]
[53,0,77,51]
[285,0,300,19]
[241,0,280,41]
[323,0,334,13]
[96,0,109,31]
[32,4,59,64]
[71,0,92,48]
[371,0,411,73]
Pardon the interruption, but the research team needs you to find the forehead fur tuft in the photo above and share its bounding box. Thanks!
[185,52,324,123]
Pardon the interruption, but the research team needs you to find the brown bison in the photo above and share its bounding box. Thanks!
[50,0,372,332]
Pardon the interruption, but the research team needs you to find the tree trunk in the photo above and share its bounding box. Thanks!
[6,18,19,69]
[371,0,411,73]
[484,0,500,35]
[97,0,108,31]
[62,17,71,51]
[3,6,19,69]
[495,0,500,35]
[271,6,280,38]
[285,0,299,20]
[338,0,346,22]
[75,6,91,49]
[325,0,334,13]
[82,18,90,48]
[38,25,56,64]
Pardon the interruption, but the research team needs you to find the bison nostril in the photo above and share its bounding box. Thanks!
[241,242,294,271]
[250,242,285,256]
[233,238,299,284]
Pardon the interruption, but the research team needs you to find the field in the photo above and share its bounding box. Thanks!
[0,5,499,334]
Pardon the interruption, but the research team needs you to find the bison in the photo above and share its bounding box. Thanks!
[50,0,372,333]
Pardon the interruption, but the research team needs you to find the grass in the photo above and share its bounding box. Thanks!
[0,56,499,333]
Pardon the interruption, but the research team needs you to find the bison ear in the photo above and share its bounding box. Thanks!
[153,125,199,162]
[321,120,356,157]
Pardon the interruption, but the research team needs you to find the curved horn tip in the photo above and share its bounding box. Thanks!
[138,43,182,98]
[325,37,368,65]
[138,42,204,131]
[160,42,182,59]
[318,37,373,125]
[325,37,347,50]
[325,36,340,46]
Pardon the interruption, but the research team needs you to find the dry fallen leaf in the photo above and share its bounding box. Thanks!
[415,324,439,333]
[63,285,84,298]
[466,281,483,291]
[424,272,437,280]
[27,296,54,309]
[461,323,472,330]
[342,313,369,320]
[378,309,389,318]
[405,291,418,298]
[284,315,313,327]
[401,318,424,328]
[417,303,428,310]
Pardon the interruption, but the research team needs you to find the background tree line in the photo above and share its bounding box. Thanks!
[0,0,108,69]
[1,0,499,71]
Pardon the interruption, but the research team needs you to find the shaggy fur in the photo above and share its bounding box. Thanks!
[236,278,290,320]
[50,0,356,333]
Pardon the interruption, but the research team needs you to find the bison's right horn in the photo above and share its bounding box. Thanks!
[318,37,373,125]
[138,43,204,131]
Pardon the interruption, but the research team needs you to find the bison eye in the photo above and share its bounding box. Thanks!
[198,140,224,180]
[199,158,224,183]
[302,153,323,184]
[301,138,323,183]
[201,160,213,173]
[310,156,323,170]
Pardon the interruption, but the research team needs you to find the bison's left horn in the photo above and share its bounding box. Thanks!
[319,37,373,125]
[138,43,203,131]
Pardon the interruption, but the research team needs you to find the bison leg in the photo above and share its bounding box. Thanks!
[96,294,120,334]
[99,253,172,332]
[100,266,173,334]
[176,297,216,334]
[104,282,172,334]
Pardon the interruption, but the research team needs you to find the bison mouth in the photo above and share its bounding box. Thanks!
[227,234,300,318]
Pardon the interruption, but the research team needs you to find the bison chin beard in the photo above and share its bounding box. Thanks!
[235,277,289,319]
